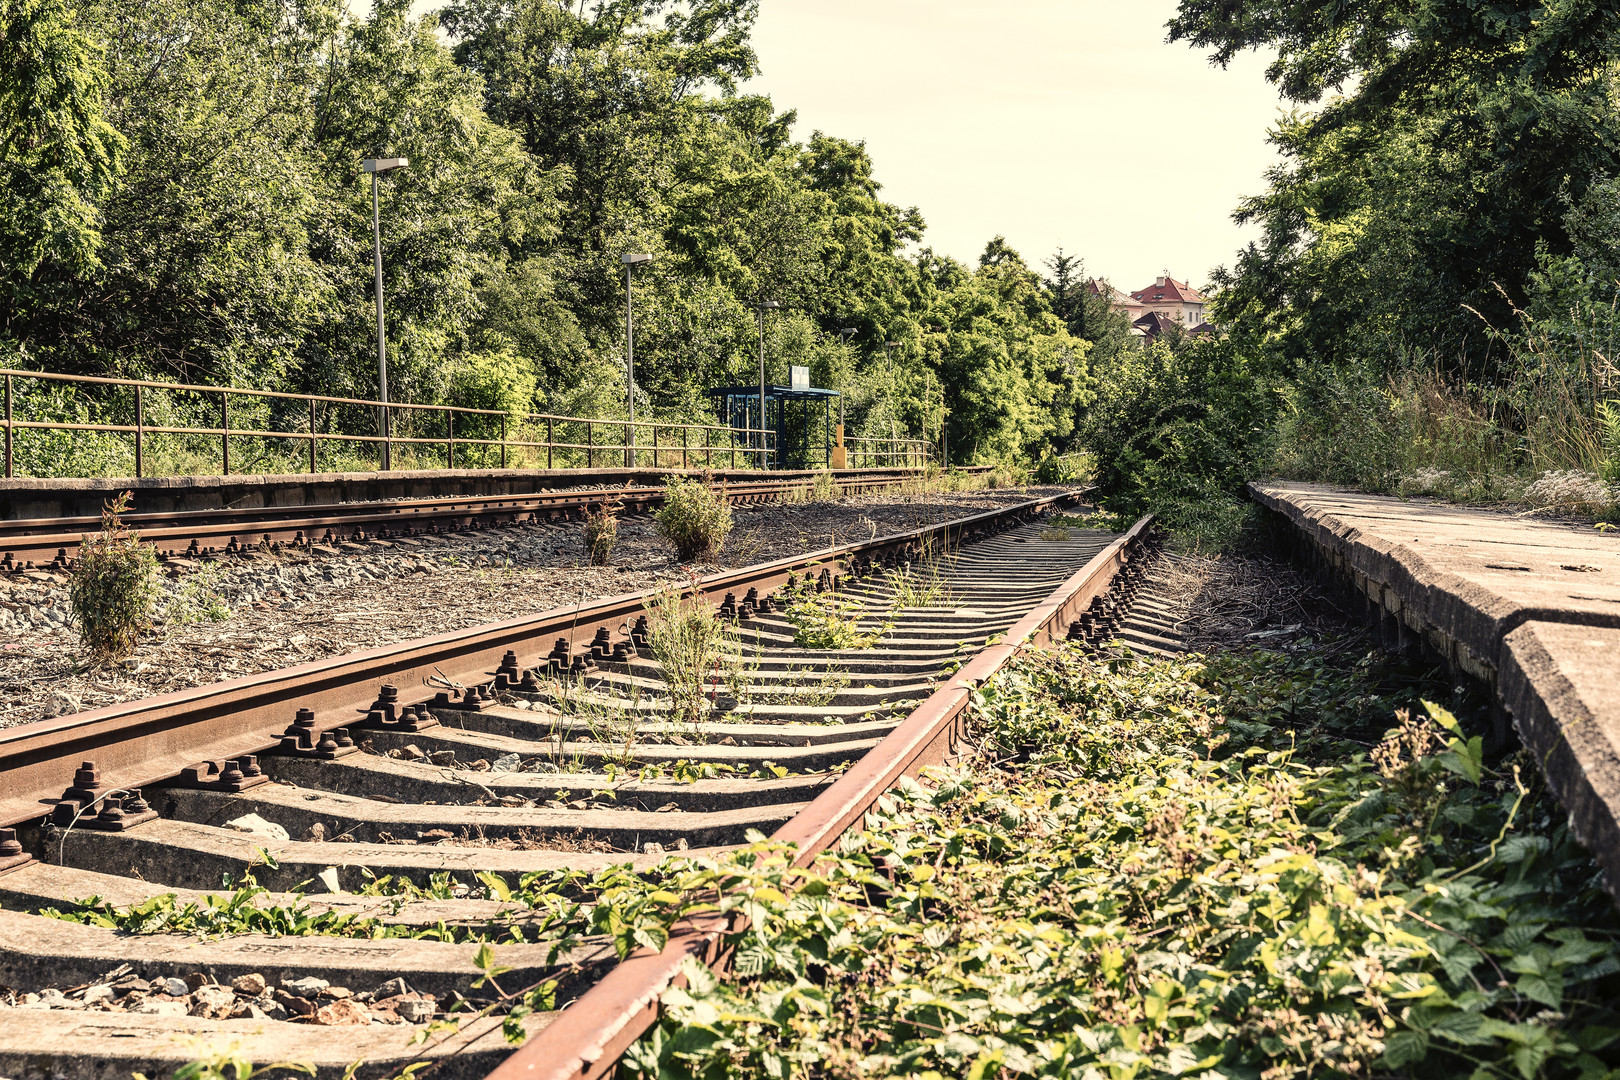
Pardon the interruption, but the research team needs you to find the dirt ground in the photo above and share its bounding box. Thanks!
[0,485,1068,729]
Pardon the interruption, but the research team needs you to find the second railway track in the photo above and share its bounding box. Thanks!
[0,469,954,570]
[0,491,1151,1080]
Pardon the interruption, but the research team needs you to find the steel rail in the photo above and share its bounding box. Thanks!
[0,489,1088,830]
[0,468,967,566]
[484,512,1156,1080]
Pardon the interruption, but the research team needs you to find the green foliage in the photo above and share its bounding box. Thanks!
[1080,335,1272,550]
[644,582,734,727]
[655,474,733,561]
[783,589,890,650]
[68,491,160,658]
[623,641,1620,1080]
[582,501,618,567]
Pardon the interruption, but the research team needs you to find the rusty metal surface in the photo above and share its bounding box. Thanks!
[0,490,1085,829]
[488,512,1155,1080]
[0,469,953,565]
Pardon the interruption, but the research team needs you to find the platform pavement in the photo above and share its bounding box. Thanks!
[1247,482,1620,896]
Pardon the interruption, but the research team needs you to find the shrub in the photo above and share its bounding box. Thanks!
[655,473,732,561]
[644,583,734,726]
[784,589,890,649]
[582,501,618,566]
[69,492,161,659]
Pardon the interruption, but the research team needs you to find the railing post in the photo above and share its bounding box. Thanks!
[681,425,688,469]
[500,414,508,469]
[624,421,631,470]
[134,384,144,478]
[308,398,317,474]
[4,375,11,479]
[447,408,455,469]
[221,392,230,476]
[586,421,593,469]
[546,417,554,470]
[652,423,659,469]
[382,404,391,472]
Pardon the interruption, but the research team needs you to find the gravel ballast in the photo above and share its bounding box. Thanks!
[0,486,1068,729]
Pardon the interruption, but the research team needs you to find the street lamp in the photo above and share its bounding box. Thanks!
[755,301,780,466]
[883,340,900,464]
[364,156,408,471]
[622,253,653,468]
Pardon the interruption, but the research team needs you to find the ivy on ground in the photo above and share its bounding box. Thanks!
[624,643,1620,1080]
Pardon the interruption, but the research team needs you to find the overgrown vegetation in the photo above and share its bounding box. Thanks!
[622,640,1620,1078]
[655,474,734,562]
[643,582,735,727]
[582,501,618,567]
[783,590,890,650]
[67,492,161,658]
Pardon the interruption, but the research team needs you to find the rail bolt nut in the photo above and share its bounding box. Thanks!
[294,707,317,729]
[123,789,151,814]
[315,731,339,754]
[220,760,245,785]
[96,797,126,826]
[333,728,354,748]
[238,755,262,777]
[73,761,102,789]
[0,829,21,857]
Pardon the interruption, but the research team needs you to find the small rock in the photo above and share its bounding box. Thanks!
[281,976,329,997]
[230,973,267,997]
[667,734,689,746]
[113,977,151,995]
[395,997,437,1024]
[671,837,689,851]
[260,998,290,1020]
[398,744,426,761]
[190,985,236,1019]
[416,828,453,843]
[718,736,737,746]
[223,813,289,841]
[428,750,457,766]
[185,973,213,991]
[491,753,521,773]
[319,986,353,1000]
[370,977,412,1000]
[509,699,532,710]
[161,977,189,997]
[133,999,189,1016]
[272,989,315,1017]
[467,758,491,772]
[303,822,328,842]
[643,841,665,855]
[498,795,529,807]
[82,985,116,1005]
[566,799,589,810]
[313,998,370,1026]
[230,1002,269,1020]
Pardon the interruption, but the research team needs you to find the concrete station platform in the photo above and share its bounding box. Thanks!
[1250,482,1620,895]
[0,465,923,521]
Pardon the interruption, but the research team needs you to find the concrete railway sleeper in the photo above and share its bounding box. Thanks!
[0,492,1155,1080]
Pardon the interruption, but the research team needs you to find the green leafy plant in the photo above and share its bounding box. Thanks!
[644,582,735,726]
[620,641,1620,1080]
[68,492,161,659]
[582,500,618,566]
[784,590,891,649]
[655,473,733,561]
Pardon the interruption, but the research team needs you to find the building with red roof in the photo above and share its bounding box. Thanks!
[1129,275,1208,328]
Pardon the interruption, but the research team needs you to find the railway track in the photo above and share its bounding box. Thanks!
[0,468,951,570]
[0,493,1152,1080]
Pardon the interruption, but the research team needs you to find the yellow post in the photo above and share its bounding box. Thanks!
[831,423,848,469]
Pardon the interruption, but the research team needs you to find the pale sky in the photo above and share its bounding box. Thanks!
[744,0,1288,292]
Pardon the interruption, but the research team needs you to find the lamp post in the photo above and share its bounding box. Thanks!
[621,253,653,468]
[755,300,780,467]
[835,327,856,432]
[363,156,408,471]
[884,340,899,465]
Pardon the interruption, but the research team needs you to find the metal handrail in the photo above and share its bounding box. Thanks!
[0,368,778,478]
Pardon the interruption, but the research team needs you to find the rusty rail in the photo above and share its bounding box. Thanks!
[485,512,1155,1080]
[0,468,969,567]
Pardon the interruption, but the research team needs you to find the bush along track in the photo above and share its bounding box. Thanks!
[621,641,1620,1080]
